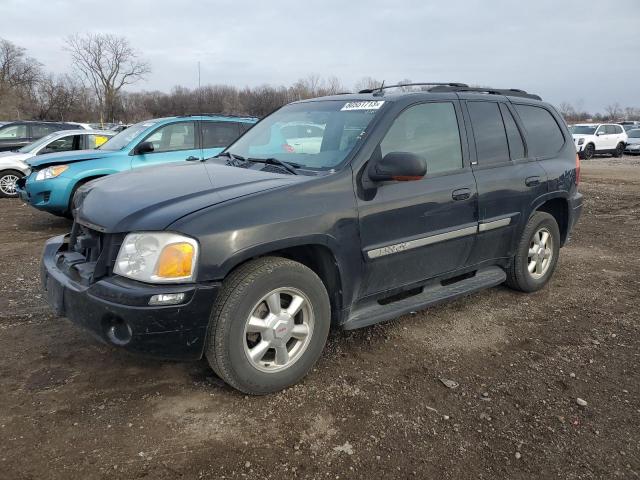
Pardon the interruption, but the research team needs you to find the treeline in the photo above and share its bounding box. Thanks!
[1,36,639,124]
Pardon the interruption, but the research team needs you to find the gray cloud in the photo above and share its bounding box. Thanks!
[1,0,639,111]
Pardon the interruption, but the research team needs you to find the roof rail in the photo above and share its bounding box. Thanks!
[428,85,542,100]
[177,112,257,119]
[358,82,469,95]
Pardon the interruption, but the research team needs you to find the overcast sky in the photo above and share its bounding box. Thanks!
[2,0,639,112]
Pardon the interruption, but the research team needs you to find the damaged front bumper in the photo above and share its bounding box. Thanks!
[41,234,219,360]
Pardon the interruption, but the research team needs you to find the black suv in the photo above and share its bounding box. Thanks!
[40,83,583,394]
[0,121,83,152]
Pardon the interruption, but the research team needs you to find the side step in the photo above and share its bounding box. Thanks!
[342,266,506,330]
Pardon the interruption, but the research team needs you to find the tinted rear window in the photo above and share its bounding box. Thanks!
[202,122,241,148]
[514,104,564,157]
[468,102,509,165]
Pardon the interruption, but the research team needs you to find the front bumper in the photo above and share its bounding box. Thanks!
[16,173,74,215]
[41,234,219,360]
[624,144,640,154]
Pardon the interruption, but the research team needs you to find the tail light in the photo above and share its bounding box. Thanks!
[575,153,580,186]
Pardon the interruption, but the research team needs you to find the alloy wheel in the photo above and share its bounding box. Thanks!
[0,174,20,196]
[527,227,553,279]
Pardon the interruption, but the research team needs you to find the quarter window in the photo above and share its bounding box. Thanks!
[144,122,196,153]
[514,104,565,157]
[201,122,241,148]
[380,102,462,175]
[467,102,510,165]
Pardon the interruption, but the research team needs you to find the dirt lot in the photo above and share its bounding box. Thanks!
[1,157,638,480]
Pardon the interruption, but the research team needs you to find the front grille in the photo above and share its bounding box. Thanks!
[57,222,124,285]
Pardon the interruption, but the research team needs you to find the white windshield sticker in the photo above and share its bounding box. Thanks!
[341,101,385,111]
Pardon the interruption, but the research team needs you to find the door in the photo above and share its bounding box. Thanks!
[130,121,199,168]
[356,101,478,296]
[595,125,612,150]
[200,121,244,158]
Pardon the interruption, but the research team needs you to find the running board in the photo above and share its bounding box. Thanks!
[342,266,506,330]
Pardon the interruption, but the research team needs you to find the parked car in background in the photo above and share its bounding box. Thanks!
[620,121,640,131]
[570,123,627,159]
[17,115,257,216]
[0,121,91,152]
[624,129,640,155]
[0,130,114,198]
[39,83,582,394]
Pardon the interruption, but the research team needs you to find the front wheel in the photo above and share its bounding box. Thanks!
[506,212,560,293]
[613,142,625,158]
[0,170,24,198]
[581,143,595,160]
[206,256,331,394]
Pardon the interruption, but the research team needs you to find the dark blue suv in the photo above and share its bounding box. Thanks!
[40,83,583,394]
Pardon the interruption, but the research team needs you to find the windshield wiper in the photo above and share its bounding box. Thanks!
[246,157,300,175]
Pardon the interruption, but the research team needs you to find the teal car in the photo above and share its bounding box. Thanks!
[17,115,257,217]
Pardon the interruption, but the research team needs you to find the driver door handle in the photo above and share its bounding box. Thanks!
[452,188,471,201]
[186,156,200,161]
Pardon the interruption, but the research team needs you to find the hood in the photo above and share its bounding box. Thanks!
[27,149,116,168]
[75,161,304,232]
[626,137,640,144]
[0,151,32,164]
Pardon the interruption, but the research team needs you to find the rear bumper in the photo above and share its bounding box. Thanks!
[41,235,219,360]
[566,192,583,244]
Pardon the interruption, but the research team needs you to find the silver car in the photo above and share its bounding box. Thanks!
[625,129,640,155]
[0,129,114,197]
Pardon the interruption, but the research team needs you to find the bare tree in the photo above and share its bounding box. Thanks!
[354,76,382,92]
[604,103,622,121]
[65,33,150,122]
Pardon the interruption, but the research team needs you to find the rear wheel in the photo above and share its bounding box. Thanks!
[613,142,625,158]
[0,170,24,198]
[506,212,560,293]
[206,256,331,395]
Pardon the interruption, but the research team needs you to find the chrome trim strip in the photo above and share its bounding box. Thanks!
[367,225,478,259]
[478,217,511,232]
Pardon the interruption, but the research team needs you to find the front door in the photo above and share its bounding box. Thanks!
[130,121,200,169]
[356,101,478,297]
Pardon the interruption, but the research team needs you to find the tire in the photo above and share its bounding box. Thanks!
[206,256,331,395]
[506,212,560,293]
[582,143,595,160]
[0,170,24,198]
[613,142,625,158]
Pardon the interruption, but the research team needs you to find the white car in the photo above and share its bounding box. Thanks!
[625,129,640,155]
[570,123,627,159]
[0,129,114,198]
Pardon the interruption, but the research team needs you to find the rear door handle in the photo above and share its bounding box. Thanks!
[185,156,200,161]
[525,176,541,187]
[452,188,471,201]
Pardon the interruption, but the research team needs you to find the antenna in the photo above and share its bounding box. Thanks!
[197,61,204,161]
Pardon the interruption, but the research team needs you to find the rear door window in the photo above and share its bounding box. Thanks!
[513,104,565,157]
[201,121,241,148]
[32,124,59,137]
[467,102,510,165]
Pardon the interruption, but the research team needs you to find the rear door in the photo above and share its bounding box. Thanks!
[199,121,243,158]
[130,121,200,169]
[464,100,547,264]
[356,100,478,296]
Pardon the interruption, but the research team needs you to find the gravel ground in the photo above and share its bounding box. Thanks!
[0,157,638,479]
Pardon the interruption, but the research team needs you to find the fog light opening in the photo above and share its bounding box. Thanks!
[149,292,186,306]
[105,317,133,346]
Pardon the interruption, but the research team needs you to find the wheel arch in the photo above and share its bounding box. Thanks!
[533,196,569,246]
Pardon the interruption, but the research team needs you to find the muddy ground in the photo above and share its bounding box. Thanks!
[0,157,638,479]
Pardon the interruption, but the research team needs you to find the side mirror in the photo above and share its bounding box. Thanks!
[368,151,427,182]
[134,141,154,155]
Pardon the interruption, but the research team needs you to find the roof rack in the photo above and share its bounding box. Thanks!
[428,85,541,100]
[178,113,257,119]
[358,82,468,95]
[358,82,541,100]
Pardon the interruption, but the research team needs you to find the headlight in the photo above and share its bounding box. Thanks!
[577,138,584,145]
[114,232,199,283]
[35,165,69,181]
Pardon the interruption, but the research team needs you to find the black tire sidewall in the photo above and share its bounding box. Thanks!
[514,212,560,292]
[0,170,24,198]
[583,144,595,159]
[613,143,624,157]
[214,260,330,394]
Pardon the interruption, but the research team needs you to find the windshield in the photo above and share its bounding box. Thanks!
[628,129,640,138]
[570,125,597,135]
[98,120,157,151]
[225,100,382,170]
[18,132,59,153]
